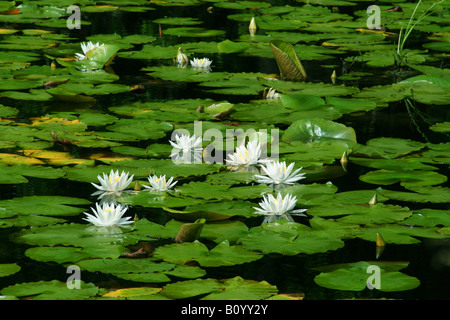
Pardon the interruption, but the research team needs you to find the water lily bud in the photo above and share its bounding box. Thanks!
[176,47,189,67]
[368,193,378,205]
[249,17,257,36]
[340,150,348,171]
[331,70,337,83]
[134,180,141,191]
[376,232,385,247]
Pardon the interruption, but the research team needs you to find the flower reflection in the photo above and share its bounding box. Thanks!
[83,202,134,227]
[190,57,212,72]
[253,193,307,224]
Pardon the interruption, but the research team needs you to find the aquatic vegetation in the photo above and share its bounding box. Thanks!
[75,41,103,60]
[254,161,305,187]
[91,169,134,193]
[143,174,178,192]
[253,193,307,224]
[0,0,448,302]
[83,202,134,227]
[226,140,262,168]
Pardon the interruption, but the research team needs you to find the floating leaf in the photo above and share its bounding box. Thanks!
[0,263,21,277]
[0,280,98,300]
[154,240,262,267]
[282,118,357,144]
[239,219,345,256]
[314,261,420,292]
[359,169,447,188]
[0,196,90,217]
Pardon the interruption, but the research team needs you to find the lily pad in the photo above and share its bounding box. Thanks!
[154,240,262,267]
[0,196,90,216]
[77,257,205,283]
[282,118,357,144]
[0,280,99,300]
[239,219,345,256]
[314,261,420,292]
[0,263,21,277]
[359,169,447,188]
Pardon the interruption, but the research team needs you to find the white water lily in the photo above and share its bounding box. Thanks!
[75,41,104,60]
[226,139,262,167]
[143,175,177,192]
[91,170,134,193]
[170,134,203,164]
[190,57,212,69]
[255,161,305,186]
[83,202,133,227]
[170,133,202,154]
[253,193,307,224]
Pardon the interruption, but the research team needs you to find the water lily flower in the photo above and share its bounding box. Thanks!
[91,170,134,193]
[75,41,104,60]
[143,174,177,192]
[265,87,280,100]
[255,161,305,187]
[226,139,262,167]
[253,193,307,224]
[83,202,134,227]
[170,133,203,164]
[190,57,212,69]
[176,47,189,67]
[249,17,257,36]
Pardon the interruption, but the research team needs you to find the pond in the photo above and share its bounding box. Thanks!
[0,0,449,301]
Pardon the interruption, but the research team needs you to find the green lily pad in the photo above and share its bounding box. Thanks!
[0,196,90,216]
[105,119,173,141]
[176,181,272,201]
[25,245,127,264]
[378,186,450,204]
[160,276,277,300]
[282,118,357,144]
[307,203,413,224]
[163,27,225,38]
[0,263,21,277]
[12,223,139,248]
[314,261,420,292]
[77,257,205,283]
[0,163,66,184]
[154,240,262,267]
[239,219,345,255]
[0,280,99,300]
[402,209,450,228]
[359,169,447,188]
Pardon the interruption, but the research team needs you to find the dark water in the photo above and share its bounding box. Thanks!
[0,1,449,300]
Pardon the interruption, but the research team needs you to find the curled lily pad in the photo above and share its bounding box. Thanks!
[270,40,307,81]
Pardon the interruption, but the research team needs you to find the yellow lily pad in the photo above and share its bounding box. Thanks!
[0,153,44,165]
